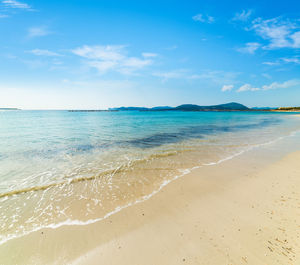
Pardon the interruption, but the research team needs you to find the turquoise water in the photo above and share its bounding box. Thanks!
[0,110,299,244]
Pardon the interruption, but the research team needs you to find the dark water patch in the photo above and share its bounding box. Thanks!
[73,144,95,152]
[125,132,191,148]
[125,117,281,148]
[1,116,282,159]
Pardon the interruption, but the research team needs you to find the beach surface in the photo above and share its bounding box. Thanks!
[2,133,300,265]
[72,150,300,265]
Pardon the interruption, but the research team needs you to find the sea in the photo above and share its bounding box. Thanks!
[0,110,300,245]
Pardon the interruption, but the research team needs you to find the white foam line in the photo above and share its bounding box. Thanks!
[203,149,247,166]
[203,130,300,166]
[0,168,193,246]
[1,130,299,246]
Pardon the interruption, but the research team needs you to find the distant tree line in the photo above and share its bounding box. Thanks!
[277,107,300,111]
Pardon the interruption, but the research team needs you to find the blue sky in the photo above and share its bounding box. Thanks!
[0,0,299,109]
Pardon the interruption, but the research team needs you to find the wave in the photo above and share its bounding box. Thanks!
[0,149,192,199]
[1,129,299,246]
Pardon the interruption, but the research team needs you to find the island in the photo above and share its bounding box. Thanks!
[68,103,300,112]
[0,108,20,110]
[273,107,300,112]
[109,102,250,111]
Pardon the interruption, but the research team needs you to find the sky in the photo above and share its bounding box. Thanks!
[0,0,299,109]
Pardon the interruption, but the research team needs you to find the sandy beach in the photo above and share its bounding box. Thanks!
[72,151,300,265]
[1,132,300,265]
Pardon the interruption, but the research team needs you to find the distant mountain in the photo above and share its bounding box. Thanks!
[175,102,249,111]
[151,106,173,110]
[110,102,250,112]
[252,107,276,110]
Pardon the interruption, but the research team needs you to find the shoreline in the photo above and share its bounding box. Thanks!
[0,125,296,246]
[73,146,300,265]
[74,151,300,265]
[1,131,300,264]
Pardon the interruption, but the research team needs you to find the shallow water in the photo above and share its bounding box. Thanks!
[0,110,299,244]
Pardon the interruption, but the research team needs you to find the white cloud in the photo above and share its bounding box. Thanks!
[291,31,300,47]
[262,73,272,79]
[72,45,124,61]
[192,13,215,23]
[237,84,260,92]
[28,27,51,38]
[142,52,158,58]
[87,61,117,73]
[232,10,252,22]
[263,57,300,66]
[61,79,135,90]
[250,17,300,49]
[237,42,261,54]
[207,16,215,23]
[21,59,44,69]
[188,74,202,79]
[262,79,300,90]
[152,69,187,81]
[282,57,300,64]
[27,49,61,56]
[72,45,154,75]
[122,57,152,68]
[153,70,239,85]
[195,70,240,84]
[192,14,205,22]
[165,45,178,50]
[2,0,31,9]
[237,79,300,92]
[262,61,279,66]
[51,59,63,65]
[221,85,234,92]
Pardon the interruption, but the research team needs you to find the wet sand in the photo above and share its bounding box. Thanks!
[1,136,300,265]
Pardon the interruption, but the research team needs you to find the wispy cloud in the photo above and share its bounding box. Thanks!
[237,42,261,54]
[153,69,240,86]
[221,84,234,92]
[232,9,253,22]
[262,61,280,66]
[282,57,300,64]
[192,13,215,23]
[262,56,300,66]
[2,0,31,10]
[72,45,124,61]
[28,26,51,38]
[237,84,260,92]
[237,79,300,92]
[152,69,188,81]
[86,60,117,73]
[61,79,135,90]
[72,45,153,75]
[262,73,272,79]
[122,57,151,68]
[250,17,300,49]
[1,0,34,17]
[194,70,240,85]
[262,79,300,90]
[21,59,45,69]
[164,45,178,50]
[27,49,61,56]
[142,52,158,58]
